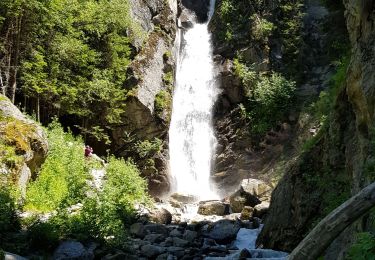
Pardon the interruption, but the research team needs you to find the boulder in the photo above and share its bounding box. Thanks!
[169,229,183,237]
[144,234,166,243]
[240,206,254,220]
[130,223,147,238]
[183,230,198,242]
[229,178,272,213]
[166,247,185,258]
[170,193,198,203]
[0,95,48,194]
[144,224,169,235]
[102,252,138,260]
[140,244,166,258]
[180,0,211,23]
[198,200,228,216]
[149,208,172,224]
[53,241,93,260]
[253,202,270,218]
[240,178,272,202]
[205,220,241,244]
[172,237,189,247]
[229,194,248,213]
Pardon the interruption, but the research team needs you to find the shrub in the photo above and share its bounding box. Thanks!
[26,156,150,249]
[135,138,163,159]
[82,157,149,247]
[25,120,89,212]
[0,186,19,234]
[251,14,274,40]
[347,232,375,260]
[155,90,172,115]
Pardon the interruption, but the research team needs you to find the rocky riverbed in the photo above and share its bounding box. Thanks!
[47,178,289,259]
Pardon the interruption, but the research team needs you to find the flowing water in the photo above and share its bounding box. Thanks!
[169,0,219,200]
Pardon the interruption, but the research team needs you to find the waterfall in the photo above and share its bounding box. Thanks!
[169,0,219,200]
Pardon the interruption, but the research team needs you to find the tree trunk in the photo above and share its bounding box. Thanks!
[289,181,375,260]
[36,95,40,122]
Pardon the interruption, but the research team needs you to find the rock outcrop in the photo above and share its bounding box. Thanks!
[0,95,48,195]
[110,0,178,197]
[257,0,375,257]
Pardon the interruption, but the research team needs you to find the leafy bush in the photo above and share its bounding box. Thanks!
[0,186,19,234]
[25,120,89,212]
[250,14,274,41]
[26,156,149,249]
[347,232,375,260]
[135,138,163,159]
[235,59,296,135]
[155,90,172,115]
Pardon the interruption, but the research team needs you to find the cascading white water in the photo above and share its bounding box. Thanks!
[169,0,219,199]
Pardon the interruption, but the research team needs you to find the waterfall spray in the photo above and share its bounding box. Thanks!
[169,0,219,200]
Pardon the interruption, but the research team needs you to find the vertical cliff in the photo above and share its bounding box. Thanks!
[257,0,375,257]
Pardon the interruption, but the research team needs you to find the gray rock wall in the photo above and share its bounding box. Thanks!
[0,95,48,195]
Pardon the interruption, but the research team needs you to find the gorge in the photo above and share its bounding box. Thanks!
[0,0,374,259]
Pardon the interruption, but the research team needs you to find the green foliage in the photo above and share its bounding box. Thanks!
[163,72,174,88]
[275,1,304,75]
[0,0,146,141]
[347,232,375,260]
[250,14,275,41]
[135,138,163,159]
[235,58,296,135]
[26,156,149,249]
[0,186,20,234]
[25,120,89,212]
[155,90,172,115]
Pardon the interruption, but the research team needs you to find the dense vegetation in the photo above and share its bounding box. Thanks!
[0,121,150,253]
[0,0,143,139]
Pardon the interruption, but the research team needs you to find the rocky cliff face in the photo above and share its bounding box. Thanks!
[0,95,48,195]
[209,0,298,196]
[109,0,178,197]
[257,0,375,257]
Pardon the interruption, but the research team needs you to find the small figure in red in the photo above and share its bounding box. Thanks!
[84,145,93,157]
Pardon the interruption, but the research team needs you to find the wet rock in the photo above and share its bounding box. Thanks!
[170,193,198,203]
[102,252,138,260]
[183,230,198,242]
[140,244,166,258]
[229,195,248,213]
[172,237,189,247]
[248,249,288,258]
[53,241,93,260]
[144,234,166,243]
[144,224,170,235]
[205,220,241,244]
[180,0,210,23]
[130,223,146,238]
[167,246,185,258]
[149,208,173,224]
[170,229,183,237]
[253,202,270,218]
[198,200,229,216]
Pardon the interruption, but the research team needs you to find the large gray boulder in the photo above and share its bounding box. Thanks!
[53,241,93,260]
[205,220,241,244]
[198,200,229,216]
[229,178,272,213]
[0,95,48,195]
